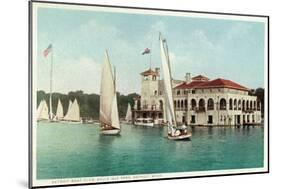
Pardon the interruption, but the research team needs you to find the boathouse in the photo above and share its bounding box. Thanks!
[133,68,262,126]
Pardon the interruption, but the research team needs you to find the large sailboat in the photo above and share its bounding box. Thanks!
[159,34,192,140]
[62,98,81,123]
[37,100,49,121]
[99,50,121,135]
[125,103,132,123]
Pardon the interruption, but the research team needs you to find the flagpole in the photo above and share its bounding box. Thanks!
[149,41,152,69]
[49,45,53,120]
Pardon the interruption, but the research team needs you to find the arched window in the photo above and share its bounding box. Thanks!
[177,90,181,95]
[159,100,163,110]
[191,99,196,110]
[174,100,177,108]
[177,100,180,109]
[229,99,233,110]
[250,101,253,110]
[137,100,141,110]
[238,100,241,110]
[246,100,249,110]
[184,99,188,109]
[154,90,157,96]
[220,98,227,110]
[181,100,184,108]
[199,99,205,111]
[253,101,256,110]
[207,98,214,110]
[242,100,245,111]
[234,99,237,110]
[152,100,156,110]
[257,100,261,110]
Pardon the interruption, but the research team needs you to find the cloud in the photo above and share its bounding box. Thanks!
[190,30,217,50]
[162,29,224,80]
[37,56,101,94]
[225,22,252,41]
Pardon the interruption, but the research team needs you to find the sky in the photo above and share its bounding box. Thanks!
[36,6,266,95]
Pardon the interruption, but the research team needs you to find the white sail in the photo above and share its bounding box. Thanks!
[56,99,64,120]
[37,100,49,120]
[100,51,120,130]
[160,35,177,127]
[63,98,80,122]
[37,100,43,119]
[111,93,120,129]
[125,103,132,122]
[63,100,72,120]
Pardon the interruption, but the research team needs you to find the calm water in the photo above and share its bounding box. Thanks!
[37,123,264,179]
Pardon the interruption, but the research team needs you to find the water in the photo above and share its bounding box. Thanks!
[37,123,264,179]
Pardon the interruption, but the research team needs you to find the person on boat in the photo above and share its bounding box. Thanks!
[181,123,188,134]
[102,124,110,130]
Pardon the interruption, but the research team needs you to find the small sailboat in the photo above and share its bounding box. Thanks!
[125,103,132,123]
[55,99,64,121]
[99,50,121,135]
[37,100,49,121]
[62,98,81,123]
[159,34,192,140]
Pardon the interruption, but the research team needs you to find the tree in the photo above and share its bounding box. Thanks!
[37,90,139,120]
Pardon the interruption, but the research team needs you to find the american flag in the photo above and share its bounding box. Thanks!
[141,48,151,55]
[43,44,52,57]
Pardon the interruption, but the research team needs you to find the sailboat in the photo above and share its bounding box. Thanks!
[62,98,81,123]
[37,100,49,121]
[159,34,192,140]
[99,50,121,135]
[125,103,132,123]
[55,99,64,121]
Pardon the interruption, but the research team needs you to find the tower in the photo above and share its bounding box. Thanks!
[140,68,160,112]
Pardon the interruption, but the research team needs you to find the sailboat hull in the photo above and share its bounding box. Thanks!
[59,120,83,124]
[101,129,120,135]
[134,122,154,127]
[37,118,49,122]
[168,133,192,140]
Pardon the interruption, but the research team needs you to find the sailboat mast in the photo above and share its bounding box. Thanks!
[49,45,54,119]
[163,37,177,127]
[114,65,116,93]
[149,41,152,69]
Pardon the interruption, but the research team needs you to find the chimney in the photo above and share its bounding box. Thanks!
[155,67,160,75]
[185,73,191,83]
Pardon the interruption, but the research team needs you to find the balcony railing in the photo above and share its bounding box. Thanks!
[196,107,206,112]
[220,106,227,110]
[242,109,254,113]
[175,108,188,111]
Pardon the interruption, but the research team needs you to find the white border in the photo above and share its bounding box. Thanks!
[31,1,269,187]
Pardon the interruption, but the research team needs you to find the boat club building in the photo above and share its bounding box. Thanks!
[133,68,262,126]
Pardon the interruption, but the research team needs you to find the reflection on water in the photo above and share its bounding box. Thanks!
[37,123,264,179]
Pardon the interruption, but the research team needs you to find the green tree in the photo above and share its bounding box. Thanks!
[36,90,139,120]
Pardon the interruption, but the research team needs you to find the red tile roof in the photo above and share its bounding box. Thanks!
[141,68,159,76]
[192,75,210,81]
[194,78,249,91]
[174,78,249,91]
[174,81,206,89]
